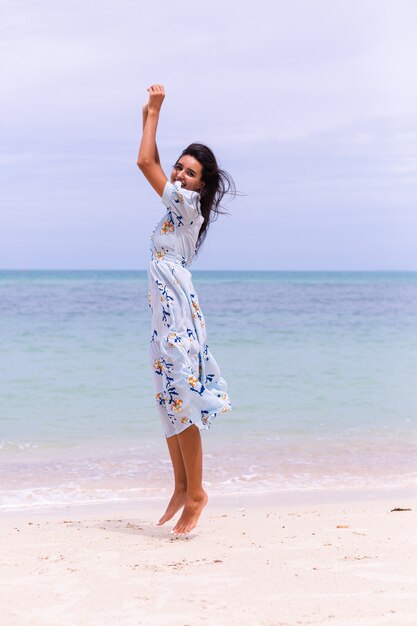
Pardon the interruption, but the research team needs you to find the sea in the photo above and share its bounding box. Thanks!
[1,270,417,510]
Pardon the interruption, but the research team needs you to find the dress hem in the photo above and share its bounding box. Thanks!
[164,398,232,439]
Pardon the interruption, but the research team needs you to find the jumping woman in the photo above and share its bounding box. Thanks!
[137,84,234,536]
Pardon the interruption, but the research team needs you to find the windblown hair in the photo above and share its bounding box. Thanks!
[178,143,236,255]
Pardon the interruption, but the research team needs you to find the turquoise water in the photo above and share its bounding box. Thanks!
[1,270,417,508]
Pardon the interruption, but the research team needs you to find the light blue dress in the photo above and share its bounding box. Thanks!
[148,181,232,438]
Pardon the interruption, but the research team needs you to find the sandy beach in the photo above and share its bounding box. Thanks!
[1,490,416,626]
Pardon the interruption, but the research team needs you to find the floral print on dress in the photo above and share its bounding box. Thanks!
[155,392,166,407]
[155,279,173,328]
[147,180,232,437]
[171,398,183,413]
[155,247,168,261]
[160,218,174,235]
[187,374,199,388]
[190,293,204,327]
[167,332,182,347]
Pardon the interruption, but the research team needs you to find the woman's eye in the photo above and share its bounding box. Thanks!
[187,171,195,177]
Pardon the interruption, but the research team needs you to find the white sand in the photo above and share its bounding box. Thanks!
[1,490,417,626]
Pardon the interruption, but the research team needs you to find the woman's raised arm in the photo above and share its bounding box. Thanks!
[142,103,161,165]
[137,84,168,197]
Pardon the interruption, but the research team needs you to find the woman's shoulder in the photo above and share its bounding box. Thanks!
[162,181,201,214]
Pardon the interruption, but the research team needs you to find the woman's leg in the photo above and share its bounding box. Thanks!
[157,434,187,525]
[172,424,208,535]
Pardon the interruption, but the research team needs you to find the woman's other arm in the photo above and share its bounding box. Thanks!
[137,84,167,197]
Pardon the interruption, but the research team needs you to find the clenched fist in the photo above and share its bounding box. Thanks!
[147,84,165,113]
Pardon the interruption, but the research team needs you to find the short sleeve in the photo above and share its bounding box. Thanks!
[161,181,201,221]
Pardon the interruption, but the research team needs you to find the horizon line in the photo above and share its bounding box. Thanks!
[1,268,417,273]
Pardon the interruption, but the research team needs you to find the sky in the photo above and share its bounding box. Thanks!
[1,0,417,270]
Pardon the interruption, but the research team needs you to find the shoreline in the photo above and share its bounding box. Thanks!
[2,436,417,514]
[2,485,416,520]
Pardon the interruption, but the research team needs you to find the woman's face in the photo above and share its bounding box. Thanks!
[171,155,204,192]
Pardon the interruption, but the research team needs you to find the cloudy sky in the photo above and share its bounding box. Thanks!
[1,0,417,270]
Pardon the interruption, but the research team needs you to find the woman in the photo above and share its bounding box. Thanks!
[137,84,234,536]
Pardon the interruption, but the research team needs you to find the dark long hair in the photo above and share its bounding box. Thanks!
[179,143,235,254]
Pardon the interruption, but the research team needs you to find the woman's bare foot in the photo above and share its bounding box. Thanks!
[157,488,186,526]
[172,489,208,535]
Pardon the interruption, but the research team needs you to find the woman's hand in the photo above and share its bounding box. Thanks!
[147,84,165,113]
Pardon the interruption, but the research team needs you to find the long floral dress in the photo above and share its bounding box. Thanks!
[148,180,232,438]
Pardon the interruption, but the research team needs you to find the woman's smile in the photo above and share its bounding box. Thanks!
[171,155,204,192]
